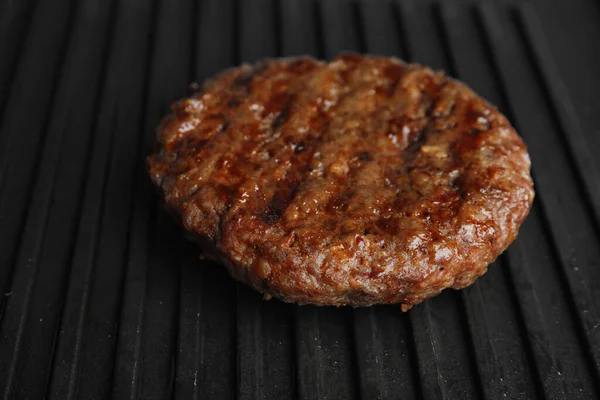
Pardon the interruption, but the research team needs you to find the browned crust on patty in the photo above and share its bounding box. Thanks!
[147,54,534,308]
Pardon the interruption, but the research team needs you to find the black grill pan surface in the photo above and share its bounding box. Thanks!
[0,0,599,399]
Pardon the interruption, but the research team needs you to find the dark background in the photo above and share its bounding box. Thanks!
[0,0,599,399]
[519,0,600,156]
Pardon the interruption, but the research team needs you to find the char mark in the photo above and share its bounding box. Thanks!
[272,106,289,129]
[232,62,269,92]
[294,142,305,154]
[269,94,292,130]
[355,151,372,162]
[262,182,300,226]
[404,128,427,168]
[227,98,241,108]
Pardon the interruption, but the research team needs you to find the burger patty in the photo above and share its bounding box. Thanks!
[148,54,534,309]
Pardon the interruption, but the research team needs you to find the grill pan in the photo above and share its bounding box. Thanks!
[0,0,599,398]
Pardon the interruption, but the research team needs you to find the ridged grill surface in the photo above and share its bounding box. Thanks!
[0,0,599,399]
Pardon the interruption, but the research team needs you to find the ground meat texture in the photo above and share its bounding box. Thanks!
[147,54,534,309]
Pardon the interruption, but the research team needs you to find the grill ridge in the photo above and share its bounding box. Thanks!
[480,3,599,398]
[0,0,38,124]
[516,7,600,389]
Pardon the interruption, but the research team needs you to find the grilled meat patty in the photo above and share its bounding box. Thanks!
[148,54,534,309]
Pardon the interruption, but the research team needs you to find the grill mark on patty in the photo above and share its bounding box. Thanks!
[235,99,337,224]
[404,126,428,164]
[230,60,319,157]
[217,61,336,240]
[403,89,444,168]
[164,84,249,195]
[272,114,331,219]
[272,102,290,129]
[373,76,453,234]
[313,61,406,236]
[232,61,270,93]
[159,112,232,208]
[212,88,293,205]
[320,127,383,227]
[220,57,363,251]
[273,59,406,251]
[263,184,299,225]
[382,63,408,96]
[166,63,289,238]
[157,74,240,152]
[211,69,311,237]
[278,60,371,222]
[183,62,284,191]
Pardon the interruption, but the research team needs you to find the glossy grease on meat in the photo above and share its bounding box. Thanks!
[148,55,534,309]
